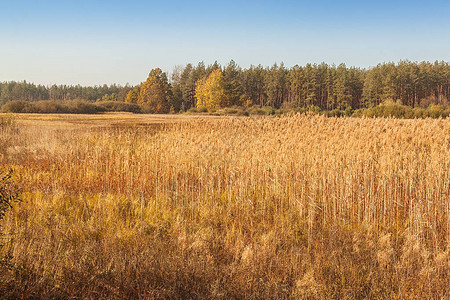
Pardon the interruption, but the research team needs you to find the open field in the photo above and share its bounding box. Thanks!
[1,113,450,299]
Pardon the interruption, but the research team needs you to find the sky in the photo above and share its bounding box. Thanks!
[1,0,449,86]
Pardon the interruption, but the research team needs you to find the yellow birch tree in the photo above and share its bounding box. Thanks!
[195,69,229,110]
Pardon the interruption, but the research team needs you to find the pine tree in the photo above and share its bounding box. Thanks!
[223,60,243,106]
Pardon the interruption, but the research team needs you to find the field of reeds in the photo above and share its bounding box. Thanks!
[0,113,449,299]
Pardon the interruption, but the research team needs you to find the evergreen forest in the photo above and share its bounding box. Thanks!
[1,60,449,116]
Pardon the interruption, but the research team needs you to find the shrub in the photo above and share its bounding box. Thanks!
[257,106,275,115]
[424,105,446,118]
[95,101,141,113]
[412,107,425,118]
[237,110,250,116]
[326,109,344,117]
[344,106,354,116]
[221,107,239,115]
[1,100,104,114]
[140,103,172,114]
[0,169,20,253]
[248,106,267,115]
[307,105,322,114]
[0,169,19,223]
[350,108,364,117]
[293,107,309,114]
[186,107,198,114]
[358,101,413,118]
[351,100,448,119]
[66,100,104,114]
[31,100,65,113]
[0,169,20,270]
[1,100,30,113]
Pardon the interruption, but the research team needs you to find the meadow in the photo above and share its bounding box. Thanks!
[0,113,449,299]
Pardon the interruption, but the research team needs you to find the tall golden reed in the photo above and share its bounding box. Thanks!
[0,114,449,298]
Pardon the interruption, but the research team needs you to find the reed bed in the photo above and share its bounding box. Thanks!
[0,114,449,299]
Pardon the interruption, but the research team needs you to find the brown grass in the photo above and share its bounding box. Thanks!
[1,113,449,299]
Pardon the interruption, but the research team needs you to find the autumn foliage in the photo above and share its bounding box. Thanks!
[125,68,172,113]
[2,60,449,115]
[195,69,229,110]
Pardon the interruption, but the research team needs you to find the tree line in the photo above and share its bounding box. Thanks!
[1,60,449,113]
[0,82,132,106]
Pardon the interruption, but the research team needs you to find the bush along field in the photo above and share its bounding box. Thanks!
[0,114,449,299]
[2,99,450,119]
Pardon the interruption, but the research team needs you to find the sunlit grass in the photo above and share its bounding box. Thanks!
[1,114,449,298]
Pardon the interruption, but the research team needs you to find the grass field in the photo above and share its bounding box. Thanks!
[1,113,449,299]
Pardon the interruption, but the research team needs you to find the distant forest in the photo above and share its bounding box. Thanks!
[1,60,449,113]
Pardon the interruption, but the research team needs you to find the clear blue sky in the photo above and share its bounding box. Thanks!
[1,0,449,86]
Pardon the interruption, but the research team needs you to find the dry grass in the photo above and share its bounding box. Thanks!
[0,113,449,299]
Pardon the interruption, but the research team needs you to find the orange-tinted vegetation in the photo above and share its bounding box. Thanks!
[1,113,449,299]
